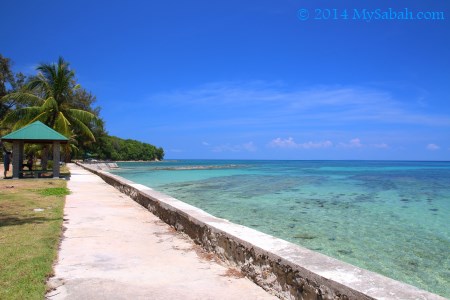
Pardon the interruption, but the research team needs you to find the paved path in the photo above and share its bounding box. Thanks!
[46,164,276,300]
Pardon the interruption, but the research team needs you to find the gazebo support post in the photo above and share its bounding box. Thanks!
[12,141,24,179]
[53,141,60,178]
[12,141,20,179]
[19,141,24,173]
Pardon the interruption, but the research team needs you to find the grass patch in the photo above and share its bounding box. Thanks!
[39,187,70,197]
[0,179,66,300]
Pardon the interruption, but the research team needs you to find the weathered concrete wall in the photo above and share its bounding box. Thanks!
[77,163,445,300]
[81,162,118,170]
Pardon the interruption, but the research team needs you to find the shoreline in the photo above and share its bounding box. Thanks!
[78,161,446,300]
[121,159,450,162]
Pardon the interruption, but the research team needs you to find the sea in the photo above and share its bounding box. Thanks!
[111,160,450,298]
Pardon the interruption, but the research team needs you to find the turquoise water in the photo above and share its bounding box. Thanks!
[112,160,450,297]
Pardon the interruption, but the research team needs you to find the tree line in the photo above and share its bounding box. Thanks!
[0,54,164,162]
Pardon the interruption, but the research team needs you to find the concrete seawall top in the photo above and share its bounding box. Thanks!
[79,162,446,300]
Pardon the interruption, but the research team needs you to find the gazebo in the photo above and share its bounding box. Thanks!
[1,121,69,179]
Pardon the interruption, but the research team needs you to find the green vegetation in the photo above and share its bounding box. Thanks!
[93,135,164,161]
[0,179,66,299]
[39,187,70,196]
[0,54,164,161]
[2,57,98,141]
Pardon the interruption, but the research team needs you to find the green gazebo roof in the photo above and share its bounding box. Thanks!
[1,121,69,144]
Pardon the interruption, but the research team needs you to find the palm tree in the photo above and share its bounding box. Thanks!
[1,57,98,166]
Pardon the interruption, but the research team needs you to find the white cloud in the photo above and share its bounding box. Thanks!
[242,142,257,152]
[427,144,440,151]
[202,141,210,146]
[339,138,363,148]
[269,137,394,151]
[269,137,333,149]
[373,143,389,149]
[146,81,450,129]
[300,140,333,149]
[269,137,298,148]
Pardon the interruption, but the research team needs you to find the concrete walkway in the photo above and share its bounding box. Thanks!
[46,164,277,300]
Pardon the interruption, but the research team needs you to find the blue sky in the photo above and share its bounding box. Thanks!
[1,0,449,160]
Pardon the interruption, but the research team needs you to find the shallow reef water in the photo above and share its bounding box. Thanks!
[113,160,450,298]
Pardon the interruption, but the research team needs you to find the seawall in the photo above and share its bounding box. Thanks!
[80,161,118,170]
[77,162,445,300]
